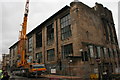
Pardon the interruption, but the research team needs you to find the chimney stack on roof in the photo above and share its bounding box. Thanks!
[74,0,79,2]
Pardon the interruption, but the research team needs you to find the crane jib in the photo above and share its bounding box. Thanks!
[17,0,29,67]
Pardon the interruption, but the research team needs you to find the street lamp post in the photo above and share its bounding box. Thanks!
[68,59,72,80]
[96,58,102,80]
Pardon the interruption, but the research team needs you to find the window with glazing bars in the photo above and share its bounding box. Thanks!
[36,31,42,48]
[61,44,73,59]
[103,47,107,58]
[47,49,55,61]
[108,48,113,58]
[47,23,54,45]
[96,46,101,58]
[88,45,94,58]
[28,37,32,52]
[36,52,42,63]
[60,14,71,40]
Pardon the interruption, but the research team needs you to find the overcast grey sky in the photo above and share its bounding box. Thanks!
[0,0,119,60]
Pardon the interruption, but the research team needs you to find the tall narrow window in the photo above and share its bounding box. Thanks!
[113,49,117,58]
[62,44,73,59]
[81,51,89,61]
[112,28,116,43]
[47,49,55,61]
[101,47,104,58]
[109,23,118,44]
[88,45,94,58]
[28,37,32,52]
[36,52,42,63]
[108,48,111,58]
[116,50,120,59]
[112,49,116,58]
[112,26,118,44]
[36,30,42,48]
[103,48,107,58]
[109,24,114,42]
[107,24,111,42]
[60,14,71,40]
[108,48,113,58]
[110,48,113,58]
[47,23,54,45]
[101,47,105,58]
[97,47,101,58]
[102,19,109,41]
[13,47,15,57]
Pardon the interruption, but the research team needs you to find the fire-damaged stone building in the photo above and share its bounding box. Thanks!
[9,1,120,79]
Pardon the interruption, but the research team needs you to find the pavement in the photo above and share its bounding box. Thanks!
[41,74,82,80]
[9,74,81,80]
[8,71,82,80]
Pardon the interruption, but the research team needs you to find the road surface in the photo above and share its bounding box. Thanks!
[9,75,49,80]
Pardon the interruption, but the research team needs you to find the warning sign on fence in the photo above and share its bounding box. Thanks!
[51,69,56,73]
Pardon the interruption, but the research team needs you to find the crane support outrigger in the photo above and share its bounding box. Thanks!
[13,0,46,77]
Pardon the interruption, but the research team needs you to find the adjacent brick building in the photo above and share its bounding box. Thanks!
[2,54,10,70]
[9,1,120,79]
